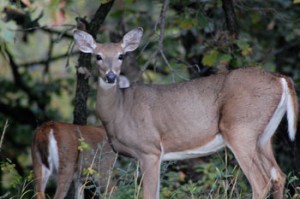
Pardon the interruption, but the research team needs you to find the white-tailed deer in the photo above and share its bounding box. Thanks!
[31,121,116,199]
[73,28,298,199]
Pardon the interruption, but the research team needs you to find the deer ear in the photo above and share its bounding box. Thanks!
[121,27,143,53]
[118,75,130,88]
[73,30,96,53]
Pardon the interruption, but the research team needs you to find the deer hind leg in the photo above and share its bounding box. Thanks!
[53,163,77,199]
[223,129,272,199]
[258,140,285,199]
[34,163,51,199]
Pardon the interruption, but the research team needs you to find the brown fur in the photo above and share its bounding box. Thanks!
[32,121,116,199]
[74,28,298,199]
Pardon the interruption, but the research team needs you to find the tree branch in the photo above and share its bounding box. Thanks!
[40,26,74,40]
[19,51,80,67]
[3,45,47,110]
[44,34,54,74]
[89,2,115,37]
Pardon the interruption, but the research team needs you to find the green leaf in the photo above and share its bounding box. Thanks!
[202,50,219,66]
[235,39,252,56]
[83,167,97,176]
[235,39,249,50]
[100,0,113,4]
[179,18,197,30]
[294,0,300,4]
[219,54,232,65]
[78,137,92,151]
[251,12,262,24]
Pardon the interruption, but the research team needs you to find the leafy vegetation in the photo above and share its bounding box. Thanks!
[0,0,300,198]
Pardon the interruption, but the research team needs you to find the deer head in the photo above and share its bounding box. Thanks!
[73,28,143,85]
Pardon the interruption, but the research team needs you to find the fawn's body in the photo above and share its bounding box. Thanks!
[32,121,116,199]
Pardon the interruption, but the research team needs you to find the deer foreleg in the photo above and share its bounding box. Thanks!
[139,153,162,199]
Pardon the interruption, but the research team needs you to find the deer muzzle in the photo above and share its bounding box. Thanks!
[105,71,117,84]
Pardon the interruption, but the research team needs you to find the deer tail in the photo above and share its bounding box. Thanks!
[285,77,298,141]
[259,77,298,145]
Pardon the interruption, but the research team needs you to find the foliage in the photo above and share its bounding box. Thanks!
[0,0,300,198]
[160,151,250,199]
[78,137,92,152]
[1,159,22,189]
[0,158,34,198]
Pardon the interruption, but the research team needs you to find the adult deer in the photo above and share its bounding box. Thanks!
[73,27,298,199]
[31,121,116,199]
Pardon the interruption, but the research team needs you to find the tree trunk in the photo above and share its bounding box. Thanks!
[73,1,115,125]
[69,1,115,198]
[222,0,239,38]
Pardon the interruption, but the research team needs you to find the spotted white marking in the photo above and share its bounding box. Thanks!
[162,134,225,161]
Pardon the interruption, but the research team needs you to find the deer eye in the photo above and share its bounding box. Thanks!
[118,54,124,60]
[96,55,102,61]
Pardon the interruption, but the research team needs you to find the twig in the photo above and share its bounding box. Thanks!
[3,44,47,110]
[157,0,169,50]
[104,153,119,198]
[142,0,188,82]
[0,120,9,152]
[136,0,171,81]
[19,51,80,67]
[256,40,300,63]
[160,49,188,82]
[141,50,158,72]
[44,34,54,74]
[134,162,143,199]
[9,24,75,39]
[65,41,76,68]
[157,0,188,81]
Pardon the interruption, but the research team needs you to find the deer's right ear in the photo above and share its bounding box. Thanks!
[73,30,96,53]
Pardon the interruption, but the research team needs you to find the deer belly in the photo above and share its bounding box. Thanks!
[162,134,225,161]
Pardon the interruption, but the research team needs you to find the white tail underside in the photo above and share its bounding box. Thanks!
[48,129,59,173]
[259,78,287,145]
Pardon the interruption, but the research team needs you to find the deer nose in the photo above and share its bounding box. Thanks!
[106,71,117,84]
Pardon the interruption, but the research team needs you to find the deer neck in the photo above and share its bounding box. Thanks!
[96,78,122,123]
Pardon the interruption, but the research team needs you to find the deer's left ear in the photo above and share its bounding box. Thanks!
[73,30,96,53]
[121,27,143,53]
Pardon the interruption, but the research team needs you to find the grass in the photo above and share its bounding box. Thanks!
[1,121,300,198]
[0,120,8,152]
[1,153,300,198]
